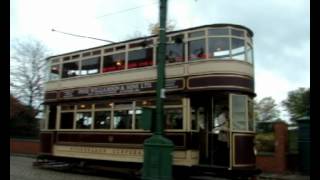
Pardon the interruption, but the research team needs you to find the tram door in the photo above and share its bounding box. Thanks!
[191,95,230,166]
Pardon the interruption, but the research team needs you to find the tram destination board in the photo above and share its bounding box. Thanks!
[45,78,184,101]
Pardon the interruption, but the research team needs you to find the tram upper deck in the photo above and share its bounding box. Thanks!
[45,24,254,97]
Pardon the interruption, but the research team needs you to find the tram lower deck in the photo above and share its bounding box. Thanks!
[39,90,259,178]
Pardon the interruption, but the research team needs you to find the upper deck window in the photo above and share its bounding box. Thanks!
[81,57,100,75]
[247,43,254,64]
[208,37,230,59]
[128,48,153,69]
[166,42,184,63]
[49,64,60,80]
[231,38,245,61]
[231,29,245,37]
[103,53,125,73]
[62,61,80,78]
[188,31,205,38]
[208,28,229,36]
[188,39,206,60]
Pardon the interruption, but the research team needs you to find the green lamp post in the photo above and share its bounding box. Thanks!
[142,0,174,179]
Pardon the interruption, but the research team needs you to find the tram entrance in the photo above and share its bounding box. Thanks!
[191,94,230,167]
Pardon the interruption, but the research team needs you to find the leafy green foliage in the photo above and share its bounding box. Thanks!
[254,97,280,122]
[282,87,309,122]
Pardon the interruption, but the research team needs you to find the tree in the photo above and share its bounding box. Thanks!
[148,19,176,35]
[10,38,50,118]
[282,87,310,122]
[124,30,146,40]
[10,94,38,138]
[255,97,280,122]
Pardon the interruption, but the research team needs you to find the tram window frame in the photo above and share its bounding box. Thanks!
[80,57,101,75]
[166,42,185,64]
[62,61,81,78]
[246,42,254,64]
[49,63,61,80]
[113,109,133,129]
[231,37,246,61]
[75,111,93,129]
[164,108,183,130]
[102,52,126,73]
[127,47,153,69]
[48,105,57,130]
[94,110,112,129]
[60,112,75,129]
[188,39,206,61]
[208,37,231,59]
[230,94,251,132]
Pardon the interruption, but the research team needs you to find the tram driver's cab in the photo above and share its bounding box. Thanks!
[191,93,255,169]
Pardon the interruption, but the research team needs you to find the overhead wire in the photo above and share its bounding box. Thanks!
[96,0,158,19]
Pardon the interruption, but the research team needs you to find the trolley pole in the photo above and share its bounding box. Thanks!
[142,0,174,179]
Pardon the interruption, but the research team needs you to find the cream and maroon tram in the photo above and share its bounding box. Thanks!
[39,23,259,178]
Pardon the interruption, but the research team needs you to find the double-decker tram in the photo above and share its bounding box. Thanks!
[38,23,260,179]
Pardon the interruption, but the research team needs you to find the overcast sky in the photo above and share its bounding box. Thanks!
[10,0,310,120]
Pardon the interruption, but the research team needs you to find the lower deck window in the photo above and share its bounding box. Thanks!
[60,112,74,129]
[94,111,111,129]
[113,110,132,129]
[165,108,183,129]
[76,112,92,129]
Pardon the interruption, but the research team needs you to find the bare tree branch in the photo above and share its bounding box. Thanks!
[10,38,50,118]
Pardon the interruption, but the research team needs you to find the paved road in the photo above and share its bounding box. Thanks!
[10,155,125,180]
[10,155,229,180]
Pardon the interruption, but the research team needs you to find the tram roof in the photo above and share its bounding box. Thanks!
[47,23,254,60]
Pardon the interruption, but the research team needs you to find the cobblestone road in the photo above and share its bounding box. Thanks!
[10,155,230,180]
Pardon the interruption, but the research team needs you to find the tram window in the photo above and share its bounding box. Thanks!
[231,38,245,61]
[188,31,205,38]
[208,37,230,59]
[247,43,254,64]
[77,104,92,110]
[60,112,74,129]
[48,105,57,129]
[231,95,247,131]
[49,64,60,80]
[103,53,125,73]
[208,28,229,36]
[94,111,111,129]
[62,62,80,78]
[80,57,100,75]
[132,109,143,129]
[231,29,245,37]
[188,39,206,60]
[191,108,197,130]
[136,100,155,107]
[95,102,113,109]
[61,105,74,111]
[166,43,184,63]
[164,99,182,105]
[248,100,254,131]
[113,110,132,129]
[165,108,183,129]
[128,48,153,69]
[76,112,92,129]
